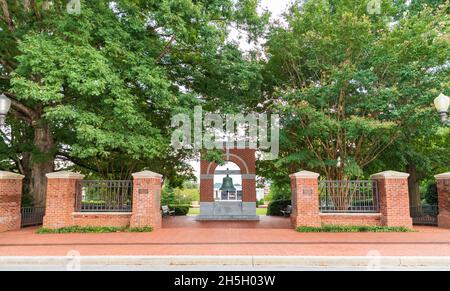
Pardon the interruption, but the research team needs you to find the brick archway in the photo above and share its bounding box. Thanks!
[198,148,258,221]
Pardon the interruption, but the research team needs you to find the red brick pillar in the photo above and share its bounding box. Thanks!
[289,171,321,228]
[435,172,450,229]
[0,171,24,232]
[130,171,162,229]
[371,171,412,228]
[242,175,256,202]
[43,171,85,229]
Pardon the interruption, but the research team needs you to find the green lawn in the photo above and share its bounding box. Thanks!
[188,207,267,216]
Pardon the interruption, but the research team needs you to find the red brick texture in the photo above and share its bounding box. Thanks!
[0,175,23,233]
[43,173,84,229]
[201,148,256,202]
[290,170,413,229]
[436,174,450,229]
[372,174,412,228]
[289,172,321,228]
[130,174,162,230]
[72,213,132,228]
[320,213,382,226]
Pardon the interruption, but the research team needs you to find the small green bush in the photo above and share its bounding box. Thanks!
[256,198,265,206]
[267,199,291,216]
[168,204,190,216]
[296,225,413,233]
[37,226,153,234]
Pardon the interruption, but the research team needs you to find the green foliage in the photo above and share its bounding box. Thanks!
[261,0,450,183]
[161,184,176,205]
[297,225,413,233]
[36,226,152,234]
[256,198,265,206]
[168,204,190,216]
[21,193,35,207]
[267,199,291,216]
[266,183,291,201]
[0,0,267,186]
[425,182,438,205]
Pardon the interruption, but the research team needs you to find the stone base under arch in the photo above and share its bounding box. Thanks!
[196,201,260,221]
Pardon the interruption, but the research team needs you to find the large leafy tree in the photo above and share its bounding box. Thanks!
[259,0,449,202]
[0,0,267,204]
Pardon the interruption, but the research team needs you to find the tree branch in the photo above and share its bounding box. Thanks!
[0,0,14,31]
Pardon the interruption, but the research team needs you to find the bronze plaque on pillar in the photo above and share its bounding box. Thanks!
[138,189,148,195]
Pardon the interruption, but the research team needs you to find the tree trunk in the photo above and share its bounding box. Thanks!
[30,122,55,206]
[407,163,421,208]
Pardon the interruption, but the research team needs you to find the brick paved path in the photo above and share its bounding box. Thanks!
[0,216,449,256]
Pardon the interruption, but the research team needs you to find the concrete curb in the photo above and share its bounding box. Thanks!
[1,256,450,268]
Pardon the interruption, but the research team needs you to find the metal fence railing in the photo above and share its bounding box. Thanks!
[410,205,438,226]
[21,206,45,227]
[319,180,379,213]
[75,180,133,212]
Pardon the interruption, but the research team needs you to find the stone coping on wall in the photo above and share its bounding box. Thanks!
[132,170,163,179]
[0,171,24,180]
[370,170,410,179]
[46,171,85,179]
[72,212,133,216]
[319,213,382,216]
[435,172,450,180]
[289,170,320,179]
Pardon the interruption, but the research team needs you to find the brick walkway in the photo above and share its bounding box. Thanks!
[0,216,449,257]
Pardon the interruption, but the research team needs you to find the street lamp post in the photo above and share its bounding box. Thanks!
[0,94,12,126]
[434,93,450,126]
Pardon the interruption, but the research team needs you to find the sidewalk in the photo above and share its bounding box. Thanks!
[0,217,449,257]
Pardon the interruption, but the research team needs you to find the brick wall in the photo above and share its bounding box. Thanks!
[43,171,84,229]
[130,171,162,229]
[320,213,382,226]
[289,171,321,228]
[289,170,413,229]
[371,171,412,228]
[436,172,450,229]
[43,170,162,230]
[0,172,24,232]
[72,213,132,228]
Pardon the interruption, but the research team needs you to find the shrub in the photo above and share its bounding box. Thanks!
[256,198,265,207]
[296,225,413,233]
[267,199,291,216]
[37,226,153,234]
[168,204,190,216]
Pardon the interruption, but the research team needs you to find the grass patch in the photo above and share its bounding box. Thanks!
[188,207,200,216]
[37,226,152,234]
[296,225,413,233]
[256,208,267,216]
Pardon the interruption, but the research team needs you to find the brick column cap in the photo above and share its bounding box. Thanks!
[289,170,320,179]
[435,172,450,180]
[0,171,24,180]
[46,171,85,179]
[132,170,162,179]
[371,170,409,179]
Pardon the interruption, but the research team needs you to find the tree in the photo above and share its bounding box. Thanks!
[259,0,449,207]
[0,0,267,204]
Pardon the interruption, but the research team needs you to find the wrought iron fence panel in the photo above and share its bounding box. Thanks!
[21,206,45,227]
[319,180,379,213]
[75,180,133,212]
[410,205,438,226]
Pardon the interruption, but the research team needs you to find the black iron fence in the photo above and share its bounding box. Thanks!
[319,180,380,213]
[410,205,438,226]
[21,206,45,227]
[75,180,133,212]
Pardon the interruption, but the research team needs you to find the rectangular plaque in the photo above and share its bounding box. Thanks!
[302,187,313,198]
[138,189,148,195]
